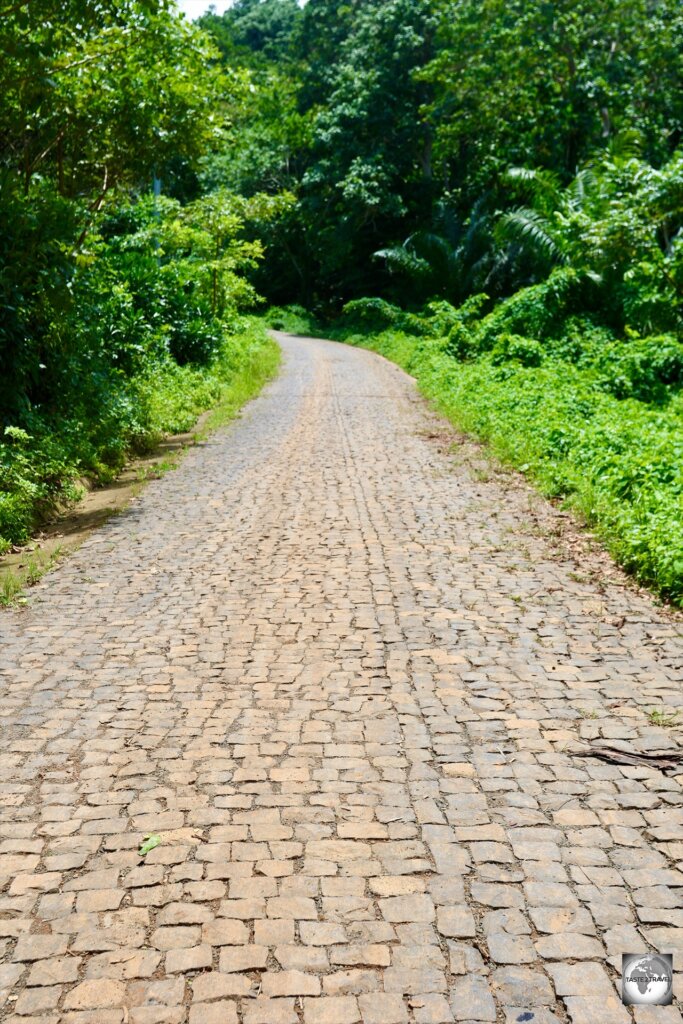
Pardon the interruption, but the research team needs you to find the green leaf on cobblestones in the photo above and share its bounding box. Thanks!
[139,834,162,857]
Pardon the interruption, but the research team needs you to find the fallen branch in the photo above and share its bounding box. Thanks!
[575,742,683,774]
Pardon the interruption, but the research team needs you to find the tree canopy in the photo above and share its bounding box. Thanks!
[195,0,682,311]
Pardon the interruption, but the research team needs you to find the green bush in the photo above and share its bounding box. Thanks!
[0,179,286,552]
[593,336,683,403]
[491,334,545,368]
[266,304,318,334]
[341,298,405,332]
[341,298,433,337]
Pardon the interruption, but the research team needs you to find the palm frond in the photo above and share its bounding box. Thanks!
[497,208,565,265]
[505,167,562,211]
[605,129,643,163]
[374,245,431,278]
[567,168,598,211]
[408,231,454,270]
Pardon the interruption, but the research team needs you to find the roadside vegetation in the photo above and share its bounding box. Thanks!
[0,2,286,553]
[0,325,278,605]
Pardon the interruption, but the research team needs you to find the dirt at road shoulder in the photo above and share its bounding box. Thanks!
[0,413,211,602]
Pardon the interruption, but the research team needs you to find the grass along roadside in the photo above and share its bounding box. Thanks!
[340,326,683,608]
[0,547,63,608]
[0,329,280,607]
[199,334,280,436]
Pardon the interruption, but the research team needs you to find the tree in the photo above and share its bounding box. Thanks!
[424,0,683,199]
[0,0,231,414]
[296,0,438,303]
[198,0,301,63]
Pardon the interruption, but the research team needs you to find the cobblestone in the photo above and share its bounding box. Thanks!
[0,332,681,1020]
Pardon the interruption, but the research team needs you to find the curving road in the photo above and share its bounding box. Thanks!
[0,332,681,1023]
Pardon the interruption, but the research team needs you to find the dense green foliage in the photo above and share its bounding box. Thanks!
[0,1,281,551]
[199,0,683,310]
[0,312,278,551]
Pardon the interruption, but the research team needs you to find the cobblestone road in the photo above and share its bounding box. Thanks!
[1,332,682,1024]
